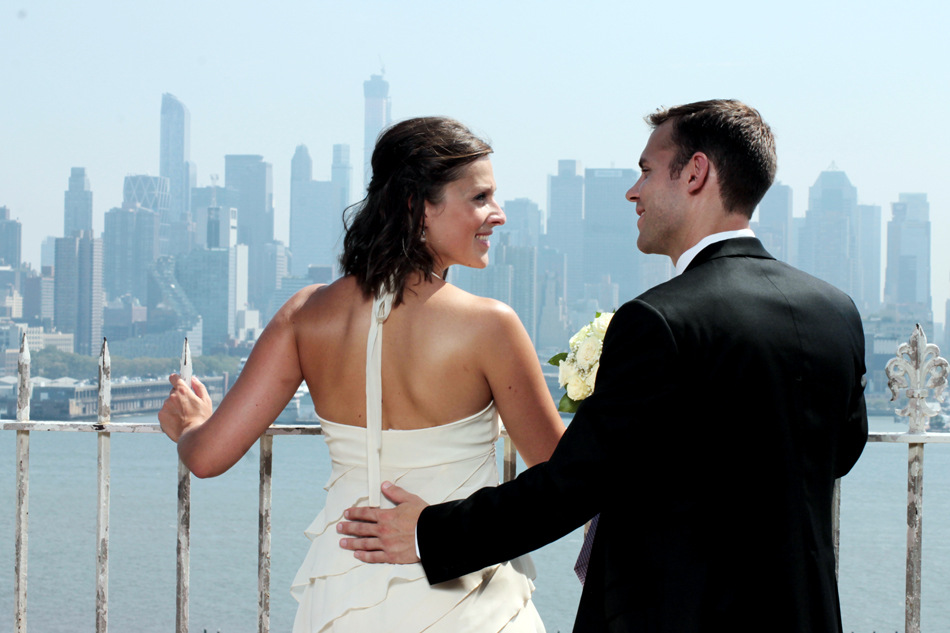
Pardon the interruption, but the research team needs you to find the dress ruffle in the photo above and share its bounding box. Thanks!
[291,409,544,632]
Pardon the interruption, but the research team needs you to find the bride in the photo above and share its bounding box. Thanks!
[159,116,565,631]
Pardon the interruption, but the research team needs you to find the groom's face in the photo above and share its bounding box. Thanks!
[627,122,690,258]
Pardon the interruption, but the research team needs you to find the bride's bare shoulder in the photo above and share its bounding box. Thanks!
[429,282,522,332]
[278,276,367,324]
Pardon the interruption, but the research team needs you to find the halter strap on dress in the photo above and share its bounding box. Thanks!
[365,290,394,507]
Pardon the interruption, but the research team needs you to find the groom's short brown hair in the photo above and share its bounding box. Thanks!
[647,100,776,219]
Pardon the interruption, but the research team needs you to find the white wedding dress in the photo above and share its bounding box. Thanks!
[291,291,545,633]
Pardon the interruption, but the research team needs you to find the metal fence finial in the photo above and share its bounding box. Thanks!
[886,324,948,432]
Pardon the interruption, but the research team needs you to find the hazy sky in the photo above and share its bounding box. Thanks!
[3,0,948,321]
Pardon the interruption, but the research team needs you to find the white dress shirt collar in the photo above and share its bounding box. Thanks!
[673,228,756,277]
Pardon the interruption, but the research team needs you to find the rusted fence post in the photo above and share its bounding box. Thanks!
[885,324,948,633]
[15,334,31,633]
[503,434,517,483]
[96,339,112,633]
[177,339,192,633]
[259,434,273,633]
[832,478,841,580]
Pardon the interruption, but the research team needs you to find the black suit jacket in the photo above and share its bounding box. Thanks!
[418,238,868,632]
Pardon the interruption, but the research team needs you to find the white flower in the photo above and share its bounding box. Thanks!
[569,324,592,351]
[558,359,574,388]
[567,373,592,401]
[590,312,614,340]
[575,335,602,371]
[585,362,599,391]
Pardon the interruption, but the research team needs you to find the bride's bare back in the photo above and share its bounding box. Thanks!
[299,276,498,430]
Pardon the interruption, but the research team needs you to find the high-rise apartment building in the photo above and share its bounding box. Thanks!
[289,144,351,277]
[583,168,638,301]
[225,155,274,310]
[54,232,103,355]
[0,207,22,267]
[161,94,197,257]
[501,198,541,249]
[545,160,585,302]
[856,204,882,315]
[177,244,248,351]
[64,167,93,237]
[363,74,392,186]
[192,184,240,248]
[884,193,931,311]
[756,182,792,263]
[103,202,160,302]
[799,167,858,297]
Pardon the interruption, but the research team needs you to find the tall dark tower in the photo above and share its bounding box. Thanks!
[160,93,196,256]
[363,74,392,187]
[64,167,93,237]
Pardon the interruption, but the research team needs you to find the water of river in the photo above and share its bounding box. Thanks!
[1,415,948,633]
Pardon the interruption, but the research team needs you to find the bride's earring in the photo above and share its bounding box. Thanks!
[420,227,427,243]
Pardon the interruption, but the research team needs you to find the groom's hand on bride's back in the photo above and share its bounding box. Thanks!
[338,481,426,564]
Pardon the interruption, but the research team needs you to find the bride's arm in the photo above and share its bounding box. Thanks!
[480,303,565,468]
[159,287,313,478]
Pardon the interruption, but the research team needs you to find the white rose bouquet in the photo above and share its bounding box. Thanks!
[548,311,614,413]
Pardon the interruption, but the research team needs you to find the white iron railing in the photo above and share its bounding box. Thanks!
[3,328,947,633]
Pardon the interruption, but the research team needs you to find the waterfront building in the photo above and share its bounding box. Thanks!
[225,154,274,309]
[64,167,93,237]
[583,168,638,301]
[0,207,21,268]
[501,198,542,249]
[756,181,792,263]
[798,166,857,298]
[192,184,240,249]
[363,74,392,186]
[177,243,248,351]
[102,202,160,302]
[102,296,147,343]
[545,160,585,302]
[856,204,882,315]
[160,93,197,257]
[41,237,57,269]
[289,144,351,277]
[884,193,931,313]
[54,232,103,356]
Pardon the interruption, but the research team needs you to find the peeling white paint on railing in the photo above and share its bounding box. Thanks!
[14,334,30,633]
[96,339,111,633]
[6,330,950,633]
[177,338,192,633]
[832,478,841,580]
[258,435,273,633]
[885,324,949,633]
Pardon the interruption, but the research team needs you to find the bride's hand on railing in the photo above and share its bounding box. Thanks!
[159,374,213,443]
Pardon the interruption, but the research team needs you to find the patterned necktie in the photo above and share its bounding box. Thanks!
[574,513,600,585]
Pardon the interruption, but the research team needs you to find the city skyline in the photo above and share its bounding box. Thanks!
[2,0,948,320]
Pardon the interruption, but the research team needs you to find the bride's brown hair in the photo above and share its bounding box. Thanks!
[339,117,492,306]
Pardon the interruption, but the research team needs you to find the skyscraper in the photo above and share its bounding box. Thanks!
[289,145,351,277]
[177,243,247,351]
[502,198,541,249]
[102,202,160,302]
[124,175,170,232]
[884,193,931,311]
[64,167,93,237]
[799,167,858,297]
[54,232,103,355]
[363,74,392,186]
[0,207,22,267]
[856,204,882,315]
[582,168,638,301]
[161,93,196,256]
[225,155,274,309]
[756,181,792,263]
[192,183,240,248]
[545,160,584,302]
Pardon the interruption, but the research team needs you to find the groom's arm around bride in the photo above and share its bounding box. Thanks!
[341,99,868,633]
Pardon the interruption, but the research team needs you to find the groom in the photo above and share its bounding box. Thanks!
[340,100,868,632]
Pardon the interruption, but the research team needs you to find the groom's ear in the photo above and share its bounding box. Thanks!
[684,152,711,195]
